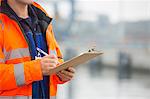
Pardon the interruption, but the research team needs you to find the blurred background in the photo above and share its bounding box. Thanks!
[36,0,150,99]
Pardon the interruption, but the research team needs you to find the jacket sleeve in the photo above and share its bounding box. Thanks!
[0,59,43,91]
[0,27,43,90]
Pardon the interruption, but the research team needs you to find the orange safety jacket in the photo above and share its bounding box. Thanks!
[0,0,65,98]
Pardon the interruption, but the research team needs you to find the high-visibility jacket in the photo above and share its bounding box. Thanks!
[0,0,65,98]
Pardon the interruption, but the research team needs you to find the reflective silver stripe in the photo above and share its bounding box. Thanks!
[0,58,4,63]
[50,96,56,99]
[14,63,25,86]
[4,48,30,61]
[0,96,32,99]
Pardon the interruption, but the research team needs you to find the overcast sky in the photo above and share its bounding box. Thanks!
[37,0,150,23]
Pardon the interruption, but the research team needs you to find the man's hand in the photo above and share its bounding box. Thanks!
[40,55,58,75]
[56,67,76,82]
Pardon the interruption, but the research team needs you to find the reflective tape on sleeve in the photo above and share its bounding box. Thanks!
[4,48,30,61]
[14,63,25,86]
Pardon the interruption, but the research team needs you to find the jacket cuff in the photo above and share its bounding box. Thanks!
[24,59,43,84]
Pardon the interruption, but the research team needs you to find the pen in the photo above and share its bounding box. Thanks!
[37,47,49,56]
[36,47,62,59]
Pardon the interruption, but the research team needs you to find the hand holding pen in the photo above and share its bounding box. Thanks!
[37,47,75,81]
[37,47,59,75]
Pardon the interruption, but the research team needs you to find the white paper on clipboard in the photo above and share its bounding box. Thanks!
[49,51,103,75]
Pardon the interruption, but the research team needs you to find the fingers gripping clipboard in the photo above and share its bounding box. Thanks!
[49,51,103,75]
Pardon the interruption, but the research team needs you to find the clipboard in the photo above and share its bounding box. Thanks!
[49,51,103,75]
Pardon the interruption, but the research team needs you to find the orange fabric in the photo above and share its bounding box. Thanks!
[24,59,43,85]
[47,25,63,58]
[0,14,43,93]
[0,1,66,96]
[0,60,43,91]
[5,57,31,64]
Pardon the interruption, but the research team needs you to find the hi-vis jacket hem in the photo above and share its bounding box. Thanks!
[0,96,56,99]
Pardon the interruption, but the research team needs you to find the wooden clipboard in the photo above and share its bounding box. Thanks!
[49,51,103,75]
